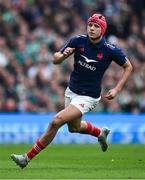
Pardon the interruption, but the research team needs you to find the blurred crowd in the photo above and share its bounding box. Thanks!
[0,0,145,113]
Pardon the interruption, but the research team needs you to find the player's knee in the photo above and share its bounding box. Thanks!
[51,116,64,129]
[68,127,80,133]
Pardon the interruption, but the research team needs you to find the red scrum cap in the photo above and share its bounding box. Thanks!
[88,14,107,36]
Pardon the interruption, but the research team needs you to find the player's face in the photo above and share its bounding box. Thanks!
[87,22,101,39]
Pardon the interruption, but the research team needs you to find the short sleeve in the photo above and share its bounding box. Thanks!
[112,46,127,66]
[60,36,78,53]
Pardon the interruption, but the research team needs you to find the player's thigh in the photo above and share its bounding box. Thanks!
[54,104,82,125]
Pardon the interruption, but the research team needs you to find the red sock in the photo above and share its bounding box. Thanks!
[27,140,46,160]
[85,122,101,137]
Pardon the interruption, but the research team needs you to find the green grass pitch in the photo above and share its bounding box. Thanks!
[0,144,145,179]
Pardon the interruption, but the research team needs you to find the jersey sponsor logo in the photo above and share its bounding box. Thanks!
[78,54,97,71]
[80,55,98,63]
[78,60,96,71]
[97,53,103,59]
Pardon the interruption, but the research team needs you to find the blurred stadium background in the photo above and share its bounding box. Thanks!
[0,0,145,114]
[0,0,145,143]
[0,0,145,179]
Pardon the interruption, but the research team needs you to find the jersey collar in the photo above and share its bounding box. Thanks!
[87,36,106,48]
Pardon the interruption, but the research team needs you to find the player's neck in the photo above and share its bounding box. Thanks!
[89,36,103,44]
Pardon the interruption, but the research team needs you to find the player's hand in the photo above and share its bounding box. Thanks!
[103,88,118,100]
[63,47,75,57]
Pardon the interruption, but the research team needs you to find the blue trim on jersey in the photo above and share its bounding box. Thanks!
[60,35,126,98]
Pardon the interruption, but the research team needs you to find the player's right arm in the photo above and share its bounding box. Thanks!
[53,47,75,64]
[53,36,79,64]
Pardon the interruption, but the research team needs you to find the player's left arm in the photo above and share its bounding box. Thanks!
[104,57,133,100]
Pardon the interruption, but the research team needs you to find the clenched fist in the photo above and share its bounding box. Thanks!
[63,47,75,57]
